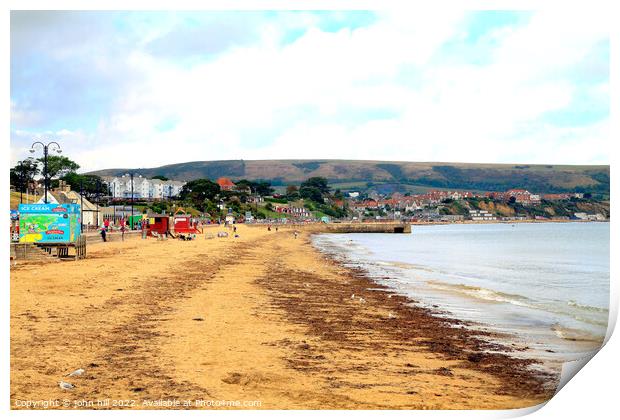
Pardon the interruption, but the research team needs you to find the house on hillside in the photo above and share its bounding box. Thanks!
[505,189,541,205]
[48,182,102,227]
[216,177,236,191]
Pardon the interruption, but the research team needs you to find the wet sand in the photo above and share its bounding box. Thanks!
[10,225,557,409]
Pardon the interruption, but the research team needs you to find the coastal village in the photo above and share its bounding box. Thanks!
[10,171,610,231]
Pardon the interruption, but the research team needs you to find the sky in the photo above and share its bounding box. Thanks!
[10,10,610,172]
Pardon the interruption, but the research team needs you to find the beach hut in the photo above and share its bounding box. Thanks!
[146,213,171,237]
[173,208,200,233]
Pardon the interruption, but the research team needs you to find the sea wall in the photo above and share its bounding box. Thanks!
[317,222,411,234]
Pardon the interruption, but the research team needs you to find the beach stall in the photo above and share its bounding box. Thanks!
[127,214,145,229]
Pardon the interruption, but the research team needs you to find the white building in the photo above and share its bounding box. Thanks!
[469,209,496,221]
[104,176,185,200]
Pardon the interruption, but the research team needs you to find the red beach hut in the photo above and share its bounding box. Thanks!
[146,213,171,237]
[173,208,200,234]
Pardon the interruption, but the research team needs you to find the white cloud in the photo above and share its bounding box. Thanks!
[10,11,610,171]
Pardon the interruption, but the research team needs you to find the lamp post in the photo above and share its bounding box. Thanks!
[95,178,101,228]
[125,173,141,229]
[17,160,26,204]
[109,182,116,224]
[30,141,62,204]
[79,178,84,231]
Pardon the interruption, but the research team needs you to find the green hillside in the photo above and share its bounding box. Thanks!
[88,160,610,195]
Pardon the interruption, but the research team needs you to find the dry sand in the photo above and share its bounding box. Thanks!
[10,225,557,409]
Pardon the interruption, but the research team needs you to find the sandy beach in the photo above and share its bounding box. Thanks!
[10,225,557,409]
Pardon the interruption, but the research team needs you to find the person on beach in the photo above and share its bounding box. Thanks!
[100,226,107,242]
[294,231,298,239]
[104,218,110,232]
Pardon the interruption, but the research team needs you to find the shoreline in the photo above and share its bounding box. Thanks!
[305,230,560,393]
[11,225,557,409]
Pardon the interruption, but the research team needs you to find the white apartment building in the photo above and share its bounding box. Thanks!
[105,175,185,200]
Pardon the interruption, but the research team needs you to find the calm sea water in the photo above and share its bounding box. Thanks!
[312,222,610,364]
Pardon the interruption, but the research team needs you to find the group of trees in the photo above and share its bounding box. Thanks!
[235,179,274,196]
[299,177,330,203]
[286,177,348,219]
[10,155,107,199]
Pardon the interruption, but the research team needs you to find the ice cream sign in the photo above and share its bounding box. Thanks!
[18,203,81,244]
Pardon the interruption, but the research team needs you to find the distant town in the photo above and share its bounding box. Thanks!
[10,168,610,228]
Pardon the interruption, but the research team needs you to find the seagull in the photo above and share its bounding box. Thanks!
[359,297,366,304]
[388,294,392,299]
[351,294,355,299]
[59,381,75,390]
[388,312,397,319]
[66,368,85,377]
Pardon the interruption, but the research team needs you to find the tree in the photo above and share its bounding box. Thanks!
[180,179,221,211]
[231,179,273,196]
[61,172,107,200]
[300,177,330,203]
[286,185,300,200]
[301,177,330,194]
[151,175,169,181]
[10,158,39,191]
[254,181,274,196]
[300,186,323,203]
[39,155,80,180]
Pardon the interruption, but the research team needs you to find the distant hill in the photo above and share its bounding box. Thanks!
[88,160,610,195]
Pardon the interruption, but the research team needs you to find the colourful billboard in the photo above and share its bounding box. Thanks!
[18,203,81,243]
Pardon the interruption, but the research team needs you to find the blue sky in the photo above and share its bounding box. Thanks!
[10,10,610,171]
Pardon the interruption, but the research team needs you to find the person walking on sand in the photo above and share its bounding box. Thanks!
[100,226,107,242]
[294,231,298,239]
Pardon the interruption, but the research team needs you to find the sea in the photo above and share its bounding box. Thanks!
[312,222,610,366]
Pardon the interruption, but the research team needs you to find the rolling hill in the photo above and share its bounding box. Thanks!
[88,160,610,195]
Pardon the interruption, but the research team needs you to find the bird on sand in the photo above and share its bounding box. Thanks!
[66,368,85,377]
[58,381,75,390]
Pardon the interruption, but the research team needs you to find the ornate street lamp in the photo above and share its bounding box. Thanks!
[30,141,62,204]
